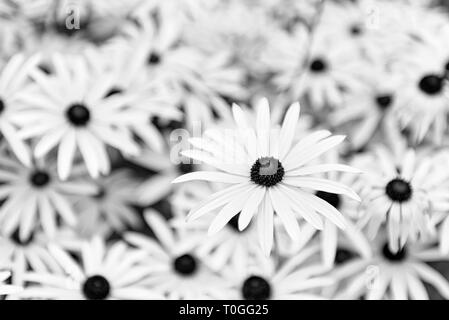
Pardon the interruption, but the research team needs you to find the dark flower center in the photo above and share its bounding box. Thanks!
[418,74,444,95]
[250,157,285,188]
[309,58,327,73]
[382,243,407,262]
[0,98,5,115]
[66,103,91,126]
[350,24,362,36]
[385,178,412,202]
[242,276,271,300]
[334,248,356,265]
[315,191,341,209]
[10,228,34,246]
[30,170,51,188]
[375,94,393,109]
[173,254,197,276]
[104,87,123,98]
[82,275,111,300]
[148,52,161,65]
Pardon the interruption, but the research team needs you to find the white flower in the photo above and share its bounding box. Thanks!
[356,147,447,252]
[13,53,142,179]
[330,233,449,300]
[125,210,230,299]
[84,46,182,153]
[0,148,97,240]
[330,68,404,151]
[0,53,39,166]
[173,98,360,255]
[223,244,333,300]
[276,29,369,109]
[0,230,62,288]
[20,237,162,300]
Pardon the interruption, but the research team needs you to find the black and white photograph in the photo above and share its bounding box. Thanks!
[1,0,449,309]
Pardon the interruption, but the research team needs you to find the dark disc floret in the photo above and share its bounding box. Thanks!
[309,58,327,73]
[173,254,197,276]
[350,24,362,36]
[148,52,161,65]
[29,170,51,188]
[242,275,271,300]
[82,275,111,300]
[315,191,341,209]
[66,103,91,126]
[418,74,444,95]
[334,248,356,265]
[385,178,412,203]
[375,94,393,110]
[382,243,407,262]
[250,157,285,188]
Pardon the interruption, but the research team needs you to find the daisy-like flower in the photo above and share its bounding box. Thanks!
[84,47,182,153]
[173,98,361,255]
[223,244,332,300]
[0,148,97,240]
[20,237,162,300]
[0,53,40,166]
[393,42,449,144]
[171,181,261,271]
[355,147,448,253]
[275,29,369,109]
[330,233,449,300]
[330,66,404,151]
[125,210,230,299]
[116,14,245,127]
[72,169,141,237]
[13,53,141,179]
[0,271,21,297]
[0,230,62,288]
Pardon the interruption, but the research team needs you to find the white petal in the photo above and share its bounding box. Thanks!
[283,177,361,201]
[173,171,247,184]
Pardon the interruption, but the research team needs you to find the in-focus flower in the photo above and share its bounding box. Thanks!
[125,210,230,299]
[20,237,162,300]
[14,53,141,180]
[173,98,360,255]
[0,148,97,240]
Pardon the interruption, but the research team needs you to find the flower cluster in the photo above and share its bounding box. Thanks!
[1,0,449,301]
